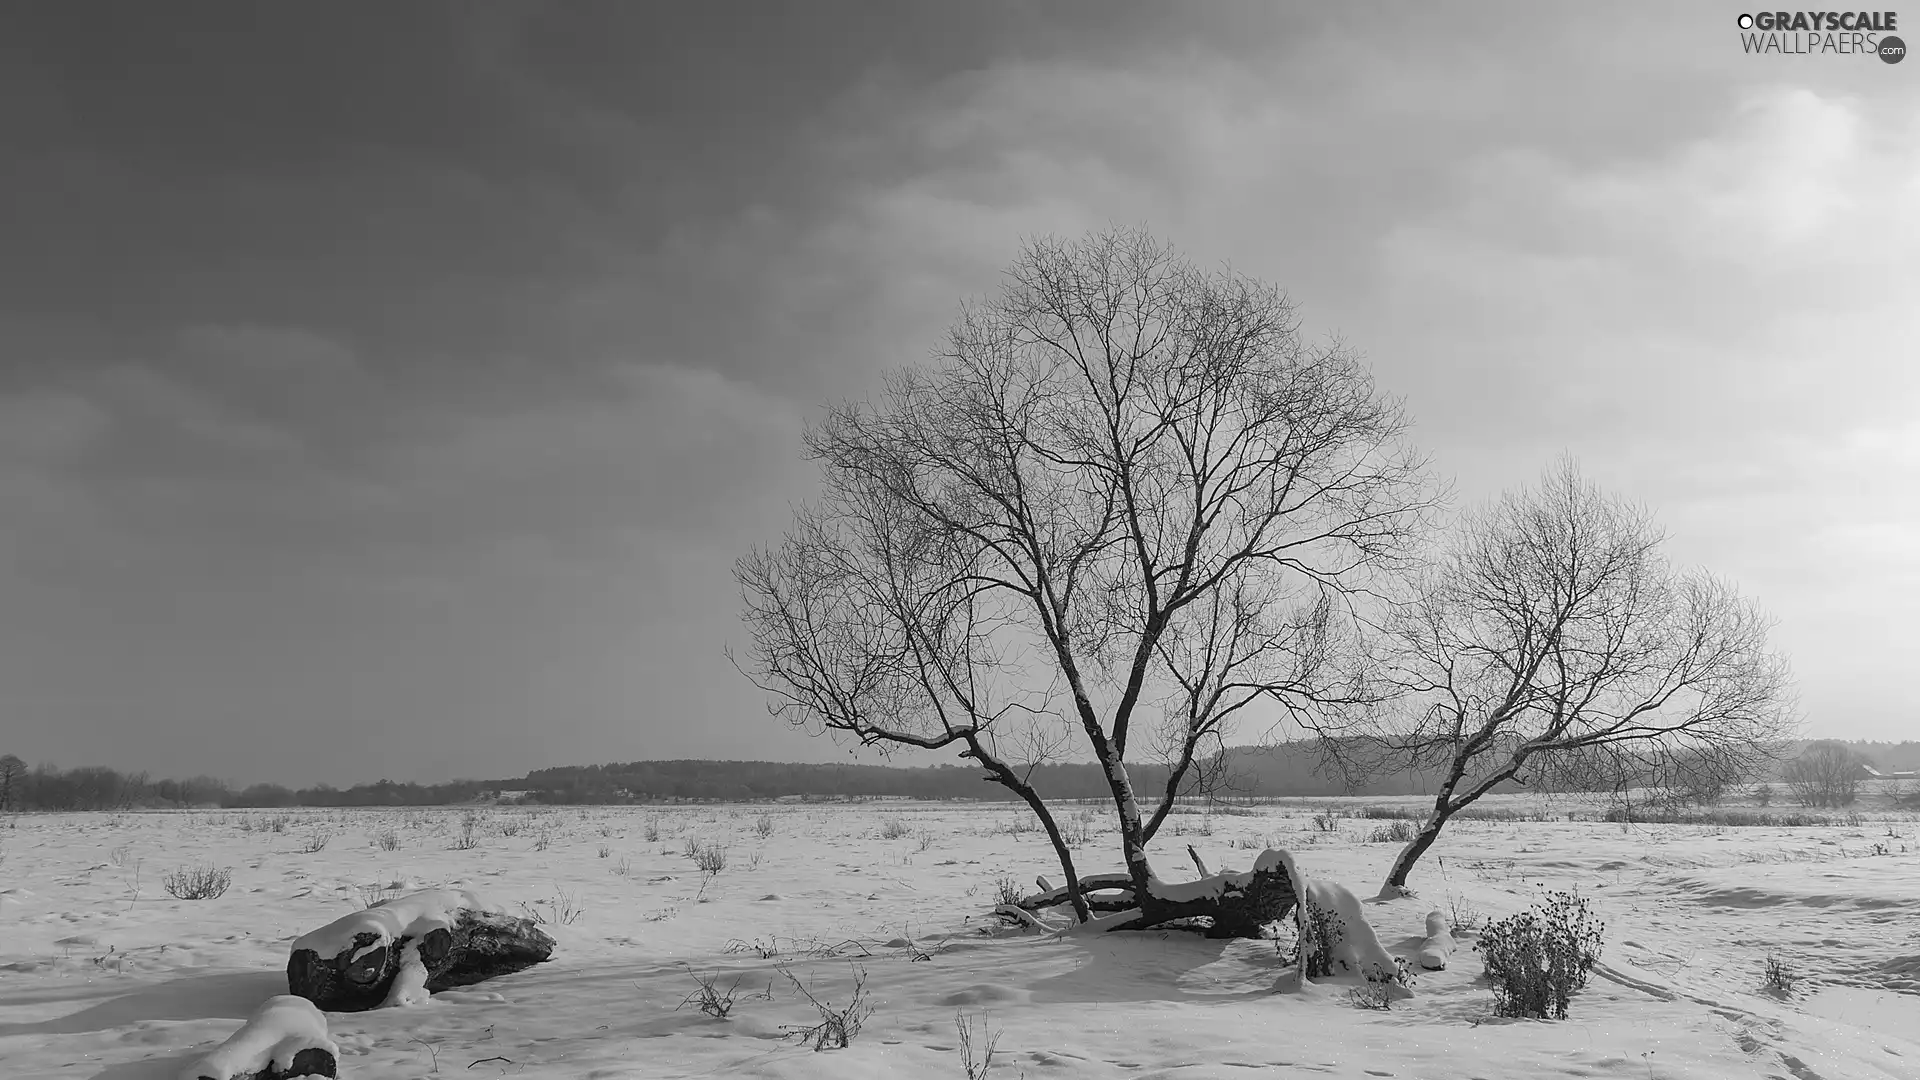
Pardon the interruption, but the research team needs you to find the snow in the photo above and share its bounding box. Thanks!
[175,994,335,1080]
[288,886,490,959]
[1143,846,1290,903]
[378,938,432,1009]
[0,797,1916,1079]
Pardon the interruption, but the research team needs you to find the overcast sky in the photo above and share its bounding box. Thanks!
[1,3,1913,786]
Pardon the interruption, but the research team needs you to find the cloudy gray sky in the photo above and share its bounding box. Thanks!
[2,3,1913,786]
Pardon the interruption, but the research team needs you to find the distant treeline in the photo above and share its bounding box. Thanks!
[516,746,1518,803]
[1,740,1913,812]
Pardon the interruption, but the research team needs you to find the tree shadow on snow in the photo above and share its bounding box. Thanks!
[1024,933,1278,1005]
[0,969,284,1037]
[86,1052,198,1080]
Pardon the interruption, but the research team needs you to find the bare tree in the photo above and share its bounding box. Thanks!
[1318,458,1798,895]
[1779,741,1865,808]
[0,754,24,812]
[735,226,1435,927]
[1890,778,1920,810]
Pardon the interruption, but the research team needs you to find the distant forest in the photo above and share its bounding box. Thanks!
[2,739,1915,813]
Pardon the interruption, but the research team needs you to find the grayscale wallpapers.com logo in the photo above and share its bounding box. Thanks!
[1736,11,1905,61]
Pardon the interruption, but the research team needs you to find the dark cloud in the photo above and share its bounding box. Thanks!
[0,4,1911,783]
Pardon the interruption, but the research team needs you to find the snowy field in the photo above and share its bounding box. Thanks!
[2,796,1917,1080]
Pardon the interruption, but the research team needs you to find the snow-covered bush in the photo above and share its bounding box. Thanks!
[1475,889,1604,1019]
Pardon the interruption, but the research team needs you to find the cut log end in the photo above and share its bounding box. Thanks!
[1418,909,1454,970]
[177,996,336,1080]
[184,1047,338,1080]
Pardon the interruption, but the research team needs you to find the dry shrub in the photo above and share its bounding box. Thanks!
[1297,895,1346,978]
[693,840,728,876]
[1475,889,1605,1019]
[780,965,872,1051]
[1347,956,1417,1010]
[163,864,233,900]
[1762,953,1798,995]
[1367,819,1416,843]
[993,875,1025,906]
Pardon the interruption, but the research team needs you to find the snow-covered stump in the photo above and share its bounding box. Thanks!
[178,995,338,1080]
[286,888,555,1011]
[1418,910,1454,970]
[1016,849,1298,937]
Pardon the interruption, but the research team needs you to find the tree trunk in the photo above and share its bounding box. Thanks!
[1094,750,1157,904]
[287,907,555,1011]
[965,739,1092,922]
[1383,814,1448,892]
[1017,850,1297,937]
[1383,757,1525,892]
[1028,803,1091,923]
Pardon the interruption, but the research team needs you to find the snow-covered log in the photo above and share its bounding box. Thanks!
[1418,910,1454,970]
[1015,849,1298,937]
[178,995,338,1080]
[286,888,555,1011]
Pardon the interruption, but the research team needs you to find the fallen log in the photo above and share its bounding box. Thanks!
[286,888,555,1011]
[1016,849,1298,937]
[177,995,338,1080]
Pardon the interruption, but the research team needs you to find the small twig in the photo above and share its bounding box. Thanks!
[1188,845,1210,877]
[468,1057,514,1069]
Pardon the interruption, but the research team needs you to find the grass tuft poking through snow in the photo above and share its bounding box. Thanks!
[956,1009,1004,1079]
[678,964,769,1019]
[1762,952,1799,996]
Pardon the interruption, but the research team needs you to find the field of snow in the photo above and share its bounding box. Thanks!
[2,796,1917,1079]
